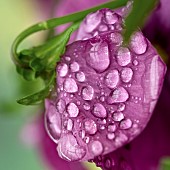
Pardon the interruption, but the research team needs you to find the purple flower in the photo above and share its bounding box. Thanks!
[45,8,166,169]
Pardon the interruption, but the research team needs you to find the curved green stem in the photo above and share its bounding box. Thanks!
[11,0,128,66]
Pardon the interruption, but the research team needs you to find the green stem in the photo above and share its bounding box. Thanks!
[11,0,128,66]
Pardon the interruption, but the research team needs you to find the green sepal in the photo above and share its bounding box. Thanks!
[17,72,55,105]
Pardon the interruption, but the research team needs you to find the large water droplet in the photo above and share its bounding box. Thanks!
[76,71,86,82]
[130,32,147,54]
[56,99,66,113]
[85,11,102,32]
[112,112,124,121]
[116,47,131,66]
[82,85,94,100]
[45,102,61,144]
[105,11,118,24]
[67,103,79,117]
[90,140,103,156]
[121,67,133,83]
[111,87,129,103]
[57,63,68,77]
[84,119,97,135]
[67,119,74,131]
[57,134,86,161]
[120,118,132,129]
[104,69,119,88]
[93,103,107,118]
[64,78,78,93]
[86,42,110,72]
[70,61,80,72]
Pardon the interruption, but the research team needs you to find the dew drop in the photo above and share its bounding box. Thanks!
[82,85,94,100]
[67,103,79,117]
[111,87,129,103]
[57,134,86,161]
[56,99,66,113]
[130,32,147,54]
[104,69,119,88]
[84,119,97,135]
[112,112,124,121]
[45,102,61,144]
[57,63,68,77]
[87,41,110,72]
[105,11,118,24]
[108,124,116,132]
[76,71,86,82]
[133,60,138,66]
[93,103,107,118]
[70,61,80,72]
[63,78,78,93]
[109,32,123,45]
[116,47,131,66]
[120,118,132,129]
[117,103,126,111]
[104,158,113,169]
[67,119,74,131]
[107,133,115,140]
[84,136,90,144]
[121,67,133,83]
[83,103,91,110]
[99,24,108,32]
[90,140,103,156]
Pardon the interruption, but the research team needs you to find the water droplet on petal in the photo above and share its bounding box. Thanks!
[90,140,103,156]
[83,103,91,110]
[116,47,131,66]
[109,32,123,45]
[104,158,113,169]
[120,118,132,129]
[111,87,129,103]
[107,133,115,140]
[82,85,94,100]
[85,11,102,32]
[70,61,80,72]
[121,67,133,83]
[64,78,78,93]
[112,112,124,121]
[130,32,147,54]
[133,60,138,66]
[67,103,79,117]
[45,102,61,144]
[93,103,107,118]
[117,103,126,111]
[84,119,97,135]
[108,124,116,132]
[76,71,86,82]
[57,134,86,161]
[67,119,74,131]
[99,24,108,32]
[105,11,118,24]
[104,69,119,88]
[87,42,110,72]
[57,63,68,77]
[56,99,66,113]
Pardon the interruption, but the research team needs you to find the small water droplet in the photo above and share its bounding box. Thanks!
[45,102,61,144]
[87,41,110,72]
[67,103,79,117]
[57,63,68,77]
[82,85,94,100]
[104,158,113,169]
[116,47,131,66]
[111,87,129,103]
[117,103,126,111]
[105,11,118,24]
[85,11,102,32]
[109,32,123,45]
[80,130,85,139]
[93,103,107,118]
[120,118,132,129]
[63,78,78,93]
[56,99,66,113]
[133,60,138,66]
[57,134,86,161]
[112,112,124,121]
[108,124,116,132]
[107,133,115,140]
[83,103,91,110]
[84,119,97,135]
[70,61,80,72]
[90,140,103,156]
[67,119,74,131]
[99,96,105,102]
[104,69,119,89]
[65,56,71,61]
[130,32,147,54]
[76,71,86,82]
[84,136,90,144]
[99,24,108,32]
[121,67,133,83]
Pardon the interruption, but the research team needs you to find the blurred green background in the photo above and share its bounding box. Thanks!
[0,0,47,169]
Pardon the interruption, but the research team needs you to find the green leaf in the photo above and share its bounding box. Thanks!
[160,158,170,170]
[17,72,55,105]
[124,0,158,43]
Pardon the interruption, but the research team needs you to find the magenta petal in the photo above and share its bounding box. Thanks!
[45,8,166,162]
